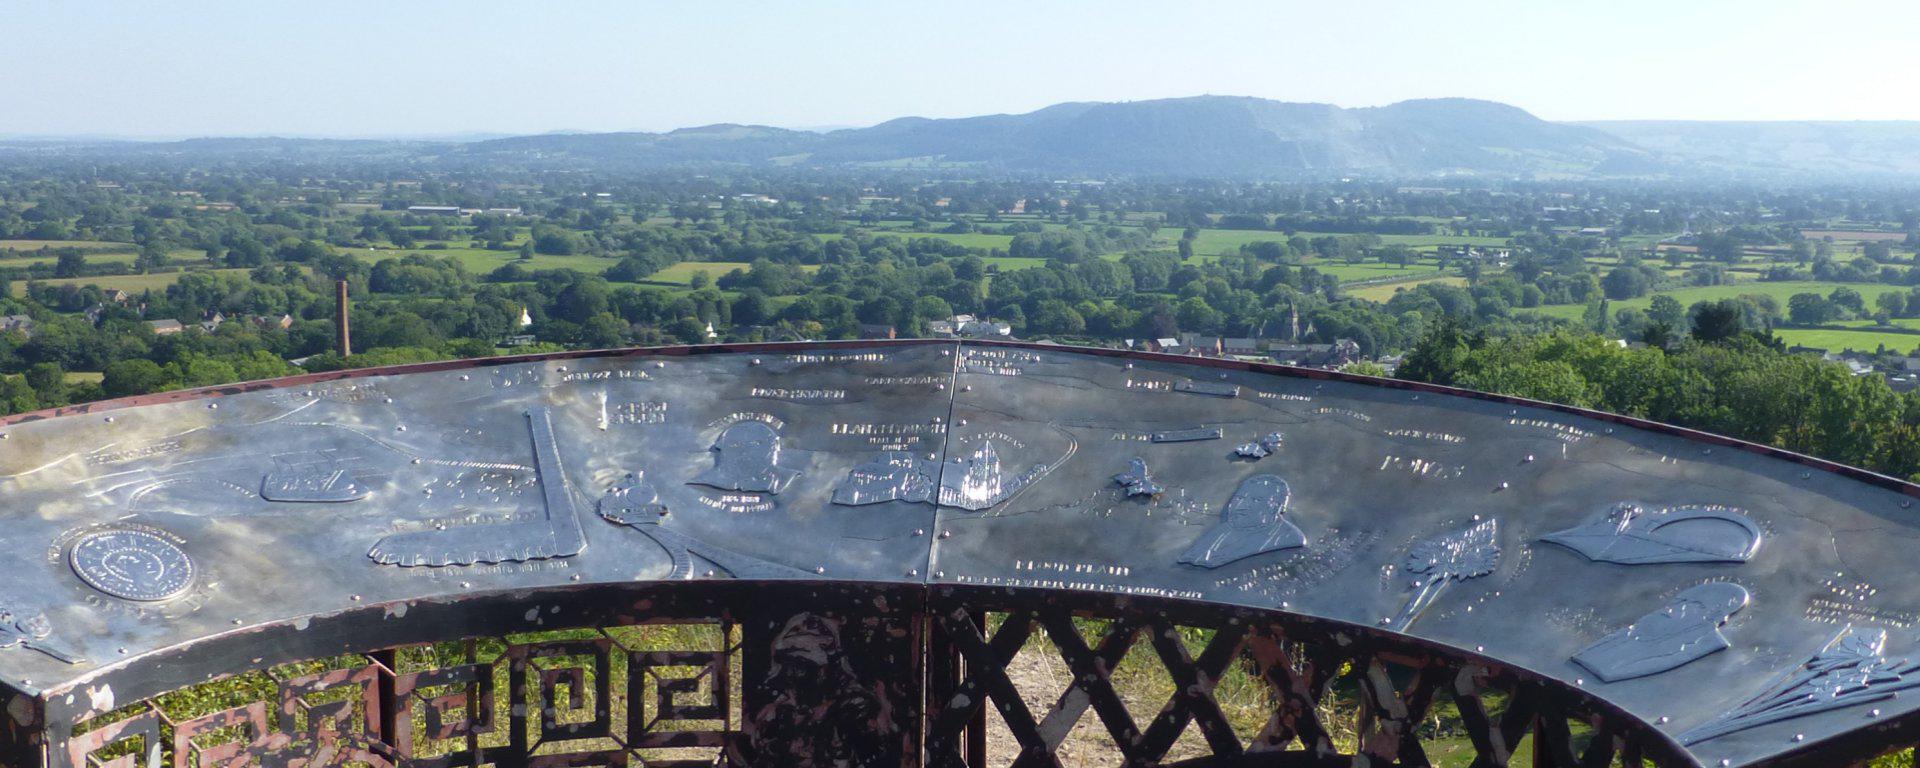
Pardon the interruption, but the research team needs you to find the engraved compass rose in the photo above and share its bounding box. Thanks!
[68,529,196,602]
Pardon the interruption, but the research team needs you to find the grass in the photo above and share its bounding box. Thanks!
[1528,281,1915,321]
[818,228,1030,250]
[1167,229,1509,258]
[0,239,133,252]
[1309,260,1445,283]
[352,245,619,275]
[0,249,208,268]
[1348,276,1470,302]
[8,269,261,297]
[640,261,821,287]
[1774,328,1920,354]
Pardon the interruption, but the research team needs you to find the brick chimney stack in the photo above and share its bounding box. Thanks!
[335,280,351,357]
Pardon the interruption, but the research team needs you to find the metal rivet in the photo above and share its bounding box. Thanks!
[751,358,762,365]
[813,566,826,574]
[104,416,115,423]
[459,581,471,588]
[913,529,925,536]
[936,383,946,391]
[908,569,919,577]
[705,570,717,577]
[939,530,952,539]
[1497,482,1509,491]
[350,595,361,601]
[1792,734,1804,742]
[1658,716,1670,724]
[570,574,581,581]
[208,402,218,409]
[397,425,407,432]
[460,374,470,381]
[934,571,945,578]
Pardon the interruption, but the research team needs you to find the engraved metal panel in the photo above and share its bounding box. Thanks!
[7,340,1920,768]
[1541,502,1763,565]
[1573,582,1749,682]
[68,528,196,602]
[1177,474,1306,568]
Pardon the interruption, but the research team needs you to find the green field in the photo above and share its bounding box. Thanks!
[641,261,821,287]
[0,239,133,252]
[0,249,208,268]
[983,256,1049,271]
[1833,318,1920,330]
[1168,229,1508,257]
[8,268,262,297]
[1311,261,1444,283]
[1348,276,1470,302]
[1774,328,1920,354]
[820,229,1020,250]
[353,245,620,275]
[1528,281,1914,321]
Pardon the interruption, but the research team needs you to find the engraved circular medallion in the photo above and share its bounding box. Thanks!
[69,529,195,602]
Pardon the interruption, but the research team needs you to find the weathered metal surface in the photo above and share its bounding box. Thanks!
[1,339,1919,767]
[1574,582,1751,683]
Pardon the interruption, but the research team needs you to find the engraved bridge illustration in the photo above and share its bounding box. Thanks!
[1,339,1918,768]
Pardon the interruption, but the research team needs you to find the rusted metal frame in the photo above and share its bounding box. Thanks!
[1031,613,1144,760]
[1619,736,1643,768]
[273,661,391,767]
[925,610,1056,766]
[0,693,44,768]
[61,710,163,768]
[1576,712,1619,768]
[167,702,270,768]
[1531,691,1580,768]
[1242,625,1335,756]
[965,612,987,768]
[924,613,965,768]
[386,644,495,768]
[1354,651,1447,766]
[1136,619,1249,762]
[516,637,616,746]
[1379,660,1447,767]
[1446,665,1516,768]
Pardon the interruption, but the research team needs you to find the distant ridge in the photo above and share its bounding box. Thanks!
[10,96,1920,179]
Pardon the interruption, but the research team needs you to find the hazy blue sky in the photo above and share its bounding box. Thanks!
[6,0,1918,138]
